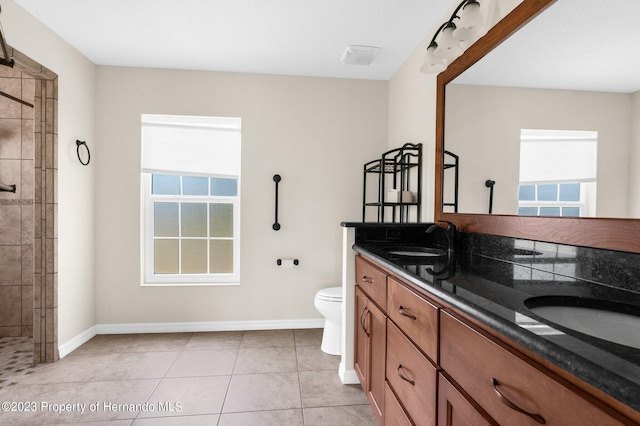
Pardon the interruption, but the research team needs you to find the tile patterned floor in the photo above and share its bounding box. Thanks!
[0,337,37,391]
[0,329,377,425]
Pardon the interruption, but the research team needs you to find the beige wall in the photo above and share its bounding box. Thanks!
[388,40,438,222]
[386,0,524,223]
[0,0,545,349]
[95,67,387,325]
[629,91,640,217]
[445,84,632,218]
[4,0,97,346]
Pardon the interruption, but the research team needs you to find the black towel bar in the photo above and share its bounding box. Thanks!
[485,179,495,214]
[0,182,16,192]
[273,174,281,230]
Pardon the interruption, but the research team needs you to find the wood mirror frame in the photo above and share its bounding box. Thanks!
[434,0,640,253]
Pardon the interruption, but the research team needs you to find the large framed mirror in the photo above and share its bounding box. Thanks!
[434,0,640,253]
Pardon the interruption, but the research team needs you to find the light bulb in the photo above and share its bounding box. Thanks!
[434,22,463,59]
[419,44,446,74]
[453,0,486,42]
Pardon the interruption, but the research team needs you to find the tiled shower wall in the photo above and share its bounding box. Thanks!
[0,66,35,338]
[0,51,58,363]
[35,76,58,363]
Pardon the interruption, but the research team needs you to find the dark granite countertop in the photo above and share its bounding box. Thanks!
[352,242,640,414]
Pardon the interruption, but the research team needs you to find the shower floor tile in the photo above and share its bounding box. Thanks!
[0,336,37,390]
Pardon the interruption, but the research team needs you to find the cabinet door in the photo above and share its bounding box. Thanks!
[368,299,386,423]
[355,286,386,424]
[354,286,369,388]
[438,373,496,426]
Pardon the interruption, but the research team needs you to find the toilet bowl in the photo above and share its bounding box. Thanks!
[314,287,343,355]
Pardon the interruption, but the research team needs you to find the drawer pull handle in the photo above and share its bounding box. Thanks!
[492,378,545,424]
[398,306,417,320]
[361,276,374,284]
[360,307,370,337]
[397,364,415,386]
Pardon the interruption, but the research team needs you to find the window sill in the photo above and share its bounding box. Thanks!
[141,281,240,287]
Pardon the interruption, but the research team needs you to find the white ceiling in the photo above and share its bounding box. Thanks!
[453,0,640,93]
[12,0,454,80]
[11,1,638,90]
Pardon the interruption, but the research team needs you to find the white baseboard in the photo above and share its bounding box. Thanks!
[339,362,360,385]
[59,318,325,357]
[95,318,325,334]
[58,325,98,358]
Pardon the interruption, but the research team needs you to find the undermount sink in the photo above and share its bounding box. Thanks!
[385,247,447,258]
[524,296,640,350]
[512,248,543,256]
[383,246,448,265]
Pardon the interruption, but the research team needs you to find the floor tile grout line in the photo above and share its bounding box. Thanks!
[293,328,306,426]
[293,330,307,426]
[217,329,244,426]
[133,332,194,422]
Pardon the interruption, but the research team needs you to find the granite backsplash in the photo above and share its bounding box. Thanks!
[458,232,640,296]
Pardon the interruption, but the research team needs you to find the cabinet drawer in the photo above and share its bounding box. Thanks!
[386,320,437,426]
[384,382,412,426]
[440,311,625,426]
[387,276,439,362]
[438,373,495,426]
[355,255,387,310]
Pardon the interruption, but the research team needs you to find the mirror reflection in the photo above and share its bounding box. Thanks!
[443,0,640,218]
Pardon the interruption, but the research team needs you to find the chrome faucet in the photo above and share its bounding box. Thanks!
[426,220,457,252]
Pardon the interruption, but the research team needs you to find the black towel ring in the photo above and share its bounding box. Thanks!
[76,140,91,166]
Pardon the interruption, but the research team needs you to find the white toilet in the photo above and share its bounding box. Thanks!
[314,286,343,355]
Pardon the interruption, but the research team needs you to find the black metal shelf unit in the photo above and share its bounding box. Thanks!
[443,150,459,213]
[362,143,422,223]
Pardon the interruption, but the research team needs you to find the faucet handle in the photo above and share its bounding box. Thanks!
[438,220,457,234]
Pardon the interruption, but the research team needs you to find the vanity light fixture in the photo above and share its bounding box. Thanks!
[420,0,486,74]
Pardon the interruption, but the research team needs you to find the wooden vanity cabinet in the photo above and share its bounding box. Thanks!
[440,311,626,426]
[354,254,639,426]
[387,276,439,362]
[354,257,387,424]
[384,382,413,425]
[355,255,387,309]
[386,320,438,425]
[438,372,496,426]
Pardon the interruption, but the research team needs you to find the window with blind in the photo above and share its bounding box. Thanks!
[517,129,597,217]
[141,114,241,285]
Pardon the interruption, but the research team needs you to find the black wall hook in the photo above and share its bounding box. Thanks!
[76,140,91,166]
[273,174,281,230]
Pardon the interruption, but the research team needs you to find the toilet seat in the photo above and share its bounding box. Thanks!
[316,287,342,302]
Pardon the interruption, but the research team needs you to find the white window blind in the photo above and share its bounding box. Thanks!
[141,114,241,178]
[519,129,597,183]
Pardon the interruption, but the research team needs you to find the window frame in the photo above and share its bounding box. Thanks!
[517,182,592,217]
[142,173,241,286]
[140,113,242,287]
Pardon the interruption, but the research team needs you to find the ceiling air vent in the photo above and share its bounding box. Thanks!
[340,45,380,65]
